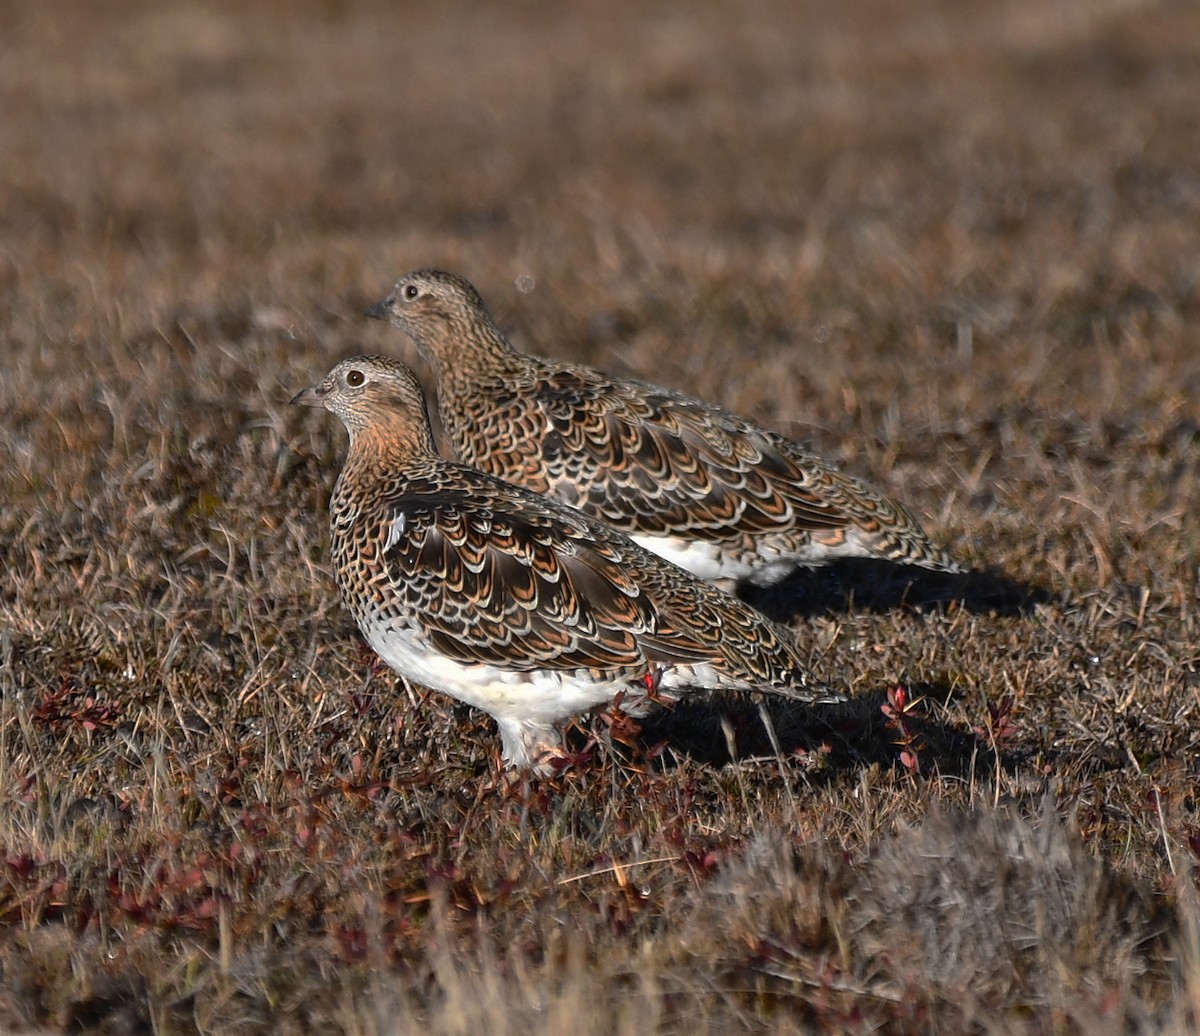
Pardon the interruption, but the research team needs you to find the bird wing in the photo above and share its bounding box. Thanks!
[374,479,719,673]
[524,366,856,539]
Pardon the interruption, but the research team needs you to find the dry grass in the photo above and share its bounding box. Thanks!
[2,0,1200,1031]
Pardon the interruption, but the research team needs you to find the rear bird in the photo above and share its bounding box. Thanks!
[366,269,964,590]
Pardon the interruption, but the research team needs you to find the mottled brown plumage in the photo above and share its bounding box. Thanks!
[367,270,963,588]
[292,355,841,772]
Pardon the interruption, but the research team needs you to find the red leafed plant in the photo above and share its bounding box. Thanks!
[881,685,924,773]
[32,678,123,733]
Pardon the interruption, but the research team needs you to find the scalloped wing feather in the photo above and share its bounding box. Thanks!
[453,366,864,539]
[374,486,720,674]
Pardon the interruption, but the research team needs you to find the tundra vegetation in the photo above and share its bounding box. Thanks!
[1,1,1198,1032]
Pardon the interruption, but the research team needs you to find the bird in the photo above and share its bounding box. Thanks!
[291,355,843,773]
[366,269,963,590]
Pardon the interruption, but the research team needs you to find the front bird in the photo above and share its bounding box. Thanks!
[292,355,843,773]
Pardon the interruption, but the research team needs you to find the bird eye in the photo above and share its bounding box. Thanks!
[403,284,419,301]
[346,369,365,387]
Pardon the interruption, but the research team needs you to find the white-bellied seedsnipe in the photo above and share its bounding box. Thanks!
[367,269,963,589]
[292,355,843,773]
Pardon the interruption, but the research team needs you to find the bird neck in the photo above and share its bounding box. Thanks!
[340,419,431,482]
[423,321,522,392]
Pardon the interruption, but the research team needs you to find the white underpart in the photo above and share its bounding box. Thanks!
[628,533,733,581]
[383,512,407,553]
[629,530,883,588]
[360,610,726,769]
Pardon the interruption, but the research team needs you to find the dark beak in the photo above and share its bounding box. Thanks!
[290,385,326,408]
[365,298,391,321]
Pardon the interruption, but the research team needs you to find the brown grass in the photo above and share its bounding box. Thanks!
[2,0,1200,1031]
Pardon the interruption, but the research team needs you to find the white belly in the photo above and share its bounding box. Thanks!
[629,529,890,587]
[362,613,731,712]
[628,533,796,588]
[356,610,740,769]
[361,619,625,723]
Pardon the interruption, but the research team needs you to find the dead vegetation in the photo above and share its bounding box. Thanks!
[2,0,1200,1031]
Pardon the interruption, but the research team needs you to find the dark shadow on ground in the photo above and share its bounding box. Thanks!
[739,560,1051,624]
[586,683,1023,784]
